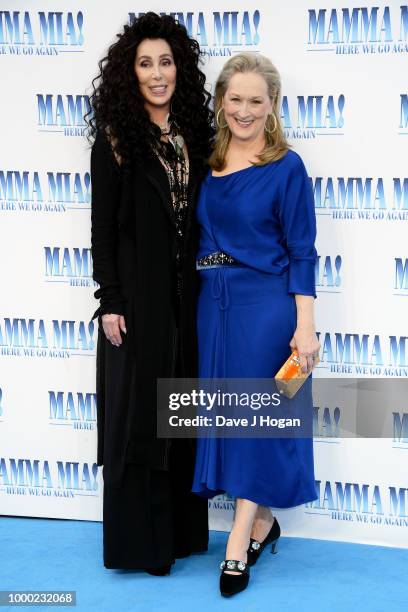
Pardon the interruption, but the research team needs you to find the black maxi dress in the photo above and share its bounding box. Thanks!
[90,129,209,569]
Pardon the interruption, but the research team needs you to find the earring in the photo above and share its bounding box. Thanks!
[216,107,228,129]
[264,113,277,134]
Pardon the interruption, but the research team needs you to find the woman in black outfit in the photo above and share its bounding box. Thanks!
[86,13,214,575]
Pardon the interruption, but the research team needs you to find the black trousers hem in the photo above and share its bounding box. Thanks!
[102,439,209,569]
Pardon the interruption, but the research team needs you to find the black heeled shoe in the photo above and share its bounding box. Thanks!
[247,517,281,566]
[145,564,171,576]
[219,559,250,597]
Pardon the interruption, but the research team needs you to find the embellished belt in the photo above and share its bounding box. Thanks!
[196,251,241,270]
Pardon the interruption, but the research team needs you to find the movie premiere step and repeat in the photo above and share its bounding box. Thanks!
[0,1,407,547]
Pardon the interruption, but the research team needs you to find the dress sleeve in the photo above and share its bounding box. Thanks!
[278,152,317,298]
[90,130,126,320]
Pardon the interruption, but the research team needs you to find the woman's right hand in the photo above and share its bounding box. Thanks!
[101,314,127,347]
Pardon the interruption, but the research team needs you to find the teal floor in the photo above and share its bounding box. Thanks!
[1,517,407,611]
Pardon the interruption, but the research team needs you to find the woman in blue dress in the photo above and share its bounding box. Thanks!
[191,53,321,596]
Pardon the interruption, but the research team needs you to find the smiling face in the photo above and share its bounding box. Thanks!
[222,71,273,143]
[134,38,177,114]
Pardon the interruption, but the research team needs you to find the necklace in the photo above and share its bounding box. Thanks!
[155,118,189,238]
[159,116,171,136]
[154,119,190,299]
[158,114,185,161]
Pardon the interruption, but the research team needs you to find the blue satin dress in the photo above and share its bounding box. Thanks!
[191,150,319,508]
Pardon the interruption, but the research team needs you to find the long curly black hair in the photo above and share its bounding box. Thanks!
[85,12,214,172]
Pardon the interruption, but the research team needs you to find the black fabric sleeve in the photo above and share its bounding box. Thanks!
[90,131,126,321]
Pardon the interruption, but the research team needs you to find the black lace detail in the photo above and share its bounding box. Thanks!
[155,119,189,298]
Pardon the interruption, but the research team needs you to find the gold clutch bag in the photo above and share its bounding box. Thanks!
[274,349,319,399]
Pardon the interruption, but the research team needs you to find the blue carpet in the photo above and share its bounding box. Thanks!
[0,517,407,611]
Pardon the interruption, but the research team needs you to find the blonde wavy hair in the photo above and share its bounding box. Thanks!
[209,53,289,171]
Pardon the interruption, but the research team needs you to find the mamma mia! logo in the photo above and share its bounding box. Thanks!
[313,176,408,220]
[306,479,408,525]
[0,170,91,212]
[393,412,408,448]
[0,318,95,358]
[0,11,84,55]
[0,458,98,497]
[400,94,408,135]
[317,332,408,376]
[130,11,260,56]
[313,404,341,438]
[315,255,342,292]
[281,95,345,139]
[45,247,96,287]
[37,95,90,136]
[307,6,408,55]
[208,492,235,511]
[395,258,408,296]
[49,391,96,431]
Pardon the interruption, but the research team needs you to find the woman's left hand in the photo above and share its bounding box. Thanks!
[290,326,321,374]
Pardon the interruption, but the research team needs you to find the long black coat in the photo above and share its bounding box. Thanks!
[90,131,203,489]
